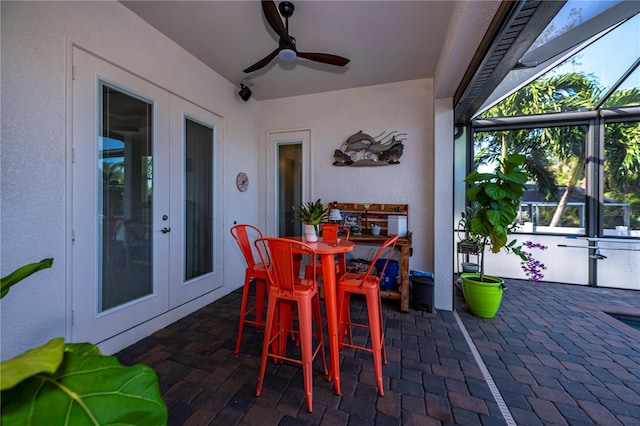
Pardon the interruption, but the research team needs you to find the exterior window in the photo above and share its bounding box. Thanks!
[474,125,587,234]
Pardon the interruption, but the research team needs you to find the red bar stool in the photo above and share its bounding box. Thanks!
[336,234,399,396]
[254,237,328,413]
[230,224,270,354]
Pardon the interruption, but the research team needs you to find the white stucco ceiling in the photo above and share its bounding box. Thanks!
[121,0,501,101]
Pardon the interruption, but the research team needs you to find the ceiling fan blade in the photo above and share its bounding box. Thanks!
[243,48,280,73]
[297,52,350,67]
[262,1,291,44]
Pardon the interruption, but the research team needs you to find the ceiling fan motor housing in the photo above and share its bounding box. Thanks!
[278,1,295,19]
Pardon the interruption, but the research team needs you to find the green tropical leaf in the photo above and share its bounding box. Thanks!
[469,218,485,235]
[486,209,502,226]
[465,172,496,183]
[485,183,506,200]
[1,338,65,390]
[501,205,517,223]
[503,181,525,199]
[503,153,526,171]
[64,341,103,357]
[1,344,167,425]
[506,170,529,184]
[465,186,481,200]
[490,234,507,252]
[1,258,53,299]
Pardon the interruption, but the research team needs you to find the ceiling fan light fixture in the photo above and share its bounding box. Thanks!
[278,48,297,62]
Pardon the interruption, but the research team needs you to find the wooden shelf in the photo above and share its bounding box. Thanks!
[331,202,412,312]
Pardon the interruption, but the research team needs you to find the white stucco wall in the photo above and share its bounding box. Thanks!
[1,1,257,359]
[256,79,437,304]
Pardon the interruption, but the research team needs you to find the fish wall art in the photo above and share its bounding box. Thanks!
[333,130,406,167]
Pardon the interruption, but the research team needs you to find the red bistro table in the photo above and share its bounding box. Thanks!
[293,237,354,395]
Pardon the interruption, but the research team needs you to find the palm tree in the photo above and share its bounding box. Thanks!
[476,73,640,228]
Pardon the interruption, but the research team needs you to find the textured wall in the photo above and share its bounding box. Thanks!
[257,79,437,298]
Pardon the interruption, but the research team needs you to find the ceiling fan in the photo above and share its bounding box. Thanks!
[243,1,350,73]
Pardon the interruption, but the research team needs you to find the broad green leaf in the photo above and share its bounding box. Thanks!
[506,153,526,164]
[502,154,526,172]
[1,338,65,390]
[490,234,507,252]
[469,218,486,235]
[63,342,103,357]
[502,205,517,222]
[503,181,525,199]
[465,172,496,183]
[1,348,168,425]
[1,258,53,299]
[485,183,506,200]
[486,209,502,226]
[503,170,529,184]
[466,186,481,200]
[512,246,527,261]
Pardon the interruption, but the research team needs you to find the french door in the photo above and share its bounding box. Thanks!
[71,48,222,343]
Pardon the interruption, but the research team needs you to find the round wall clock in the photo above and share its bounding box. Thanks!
[236,172,249,192]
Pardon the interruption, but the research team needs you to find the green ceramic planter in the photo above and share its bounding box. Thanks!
[460,273,504,318]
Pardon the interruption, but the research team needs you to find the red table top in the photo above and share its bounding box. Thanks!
[289,237,355,254]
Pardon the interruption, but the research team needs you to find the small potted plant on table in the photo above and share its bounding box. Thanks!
[292,199,328,242]
[460,153,530,318]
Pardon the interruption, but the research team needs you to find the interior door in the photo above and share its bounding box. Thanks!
[267,130,310,237]
[169,97,224,306]
[72,48,171,343]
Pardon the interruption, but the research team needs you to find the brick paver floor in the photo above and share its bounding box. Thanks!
[116,279,640,425]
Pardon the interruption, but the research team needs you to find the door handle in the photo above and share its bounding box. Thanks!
[161,227,171,234]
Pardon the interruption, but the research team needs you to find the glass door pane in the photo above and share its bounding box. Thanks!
[602,120,640,237]
[597,120,640,290]
[185,118,213,281]
[99,84,153,312]
[277,143,302,237]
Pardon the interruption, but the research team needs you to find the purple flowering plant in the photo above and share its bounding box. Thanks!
[520,241,547,282]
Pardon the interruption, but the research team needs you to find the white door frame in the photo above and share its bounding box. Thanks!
[266,130,312,237]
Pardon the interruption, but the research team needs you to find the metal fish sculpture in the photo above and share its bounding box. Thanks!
[334,130,406,166]
[333,149,354,166]
[378,141,404,164]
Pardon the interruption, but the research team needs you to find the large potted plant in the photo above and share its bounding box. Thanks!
[292,199,329,242]
[1,259,168,424]
[460,153,529,318]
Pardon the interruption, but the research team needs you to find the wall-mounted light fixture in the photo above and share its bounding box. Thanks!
[238,82,253,102]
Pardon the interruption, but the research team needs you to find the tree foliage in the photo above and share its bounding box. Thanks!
[475,71,640,229]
